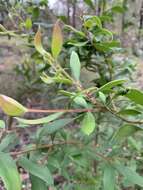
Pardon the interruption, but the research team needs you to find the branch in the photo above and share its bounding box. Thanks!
[28,108,94,113]
[10,141,110,161]
[10,141,80,156]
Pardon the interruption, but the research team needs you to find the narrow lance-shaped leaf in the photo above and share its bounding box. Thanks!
[70,51,81,81]
[0,152,21,190]
[19,157,53,186]
[125,88,143,106]
[0,133,18,152]
[64,25,85,37]
[115,163,143,187]
[99,79,126,93]
[81,112,96,135]
[37,118,74,140]
[51,20,63,58]
[30,175,47,190]
[103,163,116,190]
[117,109,141,116]
[34,28,52,62]
[34,27,47,56]
[15,112,63,125]
[0,94,28,116]
[111,124,141,143]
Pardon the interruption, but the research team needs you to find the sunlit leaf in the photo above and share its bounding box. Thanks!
[98,91,106,103]
[67,41,87,47]
[81,112,96,135]
[51,20,63,58]
[0,152,21,190]
[99,79,126,93]
[70,51,81,81]
[125,89,143,106]
[25,18,32,30]
[0,120,5,128]
[84,16,102,28]
[34,28,52,62]
[15,112,63,125]
[64,25,85,37]
[111,6,125,13]
[0,94,28,116]
[100,28,113,40]
[34,27,47,56]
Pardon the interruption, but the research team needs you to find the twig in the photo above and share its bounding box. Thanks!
[28,108,94,113]
[10,141,80,156]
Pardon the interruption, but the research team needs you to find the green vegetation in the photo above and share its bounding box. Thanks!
[0,0,143,189]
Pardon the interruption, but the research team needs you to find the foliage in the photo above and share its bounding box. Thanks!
[0,1,143,190]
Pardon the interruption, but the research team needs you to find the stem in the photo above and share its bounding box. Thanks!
[7,116,13,130]
[28,108,94,113]
[10,141,110,161]
[11,141,80,156]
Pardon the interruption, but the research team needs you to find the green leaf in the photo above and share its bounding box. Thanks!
[0,133,18,152]
[25,18,32,30]
[73,96,88,108]
[117,109,141,116]
[70,51,81,81]
[59,90,75,97]
[54,77,72,85]
[67,41,87,47]
[95,41,120,52]
[84,0,95,9]
[98,91,106,103]
[51,20,63,58]
[64,25,85,37]
[111,6,125,13]
[15,112,63,125]
[0,120,5,128]
[99,79,126,93]
[81,112,96,135]
[100,28,113,40]
[0,152,21,190]
[19,157,53,186]
[84,16,102,29]
[40,75,54,84]
[111,124,141,143]
[30,175,47,190]
[37,118,73,139]
[103,163,116,190]
[125,89,143,106]
[115,163,143,187]
[0,94,28,116]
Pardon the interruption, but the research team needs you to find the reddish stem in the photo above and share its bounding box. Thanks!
[28,108,93,113]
